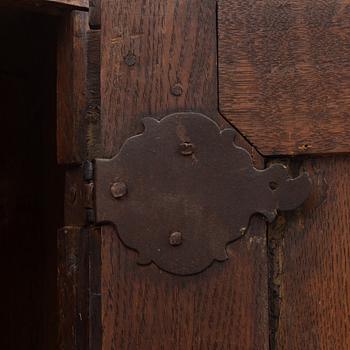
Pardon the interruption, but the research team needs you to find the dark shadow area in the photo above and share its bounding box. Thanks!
[0,9,64,350]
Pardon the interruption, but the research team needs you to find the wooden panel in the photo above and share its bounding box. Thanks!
[100,0,268,348]
[89,227,102,350]
[57,12,102,163]
[100,0,219,157]
[58,227,89,350]
[86,29,102,158]
[101,220,267,349]
[270,156,350,348]
[218,0,350,155]
[57,11,88,163]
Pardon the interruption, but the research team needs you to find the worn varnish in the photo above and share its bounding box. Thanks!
[86,29,102,158]
[270,156,350,349]
[100,0,219,157]
[218,0,350,155]
[99,0,268,348]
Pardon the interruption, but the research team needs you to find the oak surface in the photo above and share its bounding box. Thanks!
[218,0,350,155]
[100,0,219,157]
[101,221,268,350]
[271,156,350,348]
[57,11,88,163]
[58,227,89,350]
[99,0,269,348]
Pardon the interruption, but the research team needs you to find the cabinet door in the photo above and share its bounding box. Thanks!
[92,1,269,349]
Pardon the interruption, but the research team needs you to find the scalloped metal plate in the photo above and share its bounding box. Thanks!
[94,112,311,275]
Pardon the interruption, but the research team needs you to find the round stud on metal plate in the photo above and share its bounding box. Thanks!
[110,181,127,199]
[169,232,183,246]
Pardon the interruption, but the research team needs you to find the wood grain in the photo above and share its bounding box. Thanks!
[58,227,89,350]
[86,29,102,158]
[218,0,350,155]
[99,0,268,348]
[89,228,102,350]
[101,220,268,350]
[100,0,219,157]
[57,11,88,163]
[270,156,350,348]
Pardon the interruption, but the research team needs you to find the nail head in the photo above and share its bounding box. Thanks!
[124,52,137,66]
[171,83,183,96]
[110,181,128,199]
[169,231,183,246]
[179,142,195,155]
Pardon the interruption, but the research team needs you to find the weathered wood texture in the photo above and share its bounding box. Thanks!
[0,0,89,11]
[89,0,101,28]
[89,228,102,350]
[57,13,102,163]
[57,225,102,350]
[101,219,267,349]
[270,156,350,349]
[100,0,268,348]
[100,0,219,157]
[58,227,89,350]
[218,0,350,155]
[86,29,102,158]
[57,11,88,163]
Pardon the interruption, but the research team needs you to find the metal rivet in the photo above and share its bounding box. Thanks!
[169,231,183,246]
[110,182,127,199]
[124,52,137,66]
[179,142,195,156]
[240,227,247,236]
[171,83,183,96]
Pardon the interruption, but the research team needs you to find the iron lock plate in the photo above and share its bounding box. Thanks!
[93,112,311,275]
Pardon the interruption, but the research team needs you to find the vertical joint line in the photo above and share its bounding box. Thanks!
[83,160,96,225]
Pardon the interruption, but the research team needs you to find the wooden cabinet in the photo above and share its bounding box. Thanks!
[1,1,350,349]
